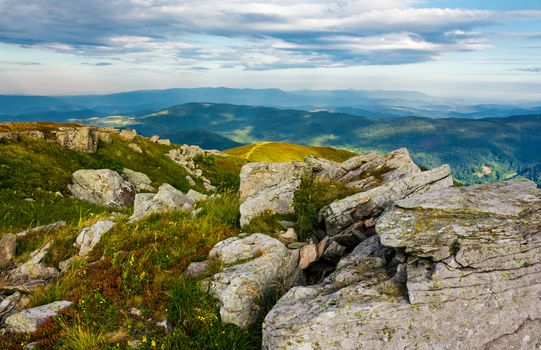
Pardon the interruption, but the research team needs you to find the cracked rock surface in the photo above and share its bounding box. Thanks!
[263,179,541,350]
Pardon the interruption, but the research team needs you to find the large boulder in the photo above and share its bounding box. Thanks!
[189,234,299,328]
[75,220,116,257]
[319,164,452,244]
[68,169,136,207]
[4,301,72,333]
[239,162,311,227]
[53,127,98,153]
[130,184,193,222]
[317,148,421,190]
[0,234,16,268]
[263,179,541,349]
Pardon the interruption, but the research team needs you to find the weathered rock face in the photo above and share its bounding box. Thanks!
[130,184,193,221]
[122,168,156,193]
[0,234,16,268]
[320,164,452,244]
[68,169,136,207]
[317,148,421,190]
[118,129,137,140]
[263,179,541,350]
[75,220,116,257]
[191,234,299,328]
[4,301,72,333]
[239,162,311,201]
[16,221,67,238]
[239,162,311,227]
[53,127,98,153]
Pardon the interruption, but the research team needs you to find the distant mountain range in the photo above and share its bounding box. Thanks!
[1,87,541,120]
[54,102,539,187]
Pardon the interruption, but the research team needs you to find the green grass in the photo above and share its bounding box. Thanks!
[225,142,355,163]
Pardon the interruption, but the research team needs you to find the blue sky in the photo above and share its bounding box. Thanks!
[0,0,540,100]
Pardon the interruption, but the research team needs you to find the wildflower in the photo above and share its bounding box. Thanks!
[142,336,147,343]
[139,271,146,280]
[151,340,157,347]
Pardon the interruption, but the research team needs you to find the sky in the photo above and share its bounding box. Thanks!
[0,0,540,100]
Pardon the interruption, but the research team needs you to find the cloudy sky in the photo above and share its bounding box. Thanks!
[1,0,540,100]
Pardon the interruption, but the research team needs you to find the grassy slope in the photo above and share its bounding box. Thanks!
[1,123,259,349]
[225,141,356,163]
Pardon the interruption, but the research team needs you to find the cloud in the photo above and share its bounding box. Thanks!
[82,62,114,66]
[517,67,541,73]
[0,60,41,66]
[0,1,539,69]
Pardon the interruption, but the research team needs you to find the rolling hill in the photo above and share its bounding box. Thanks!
[225,142,356,163]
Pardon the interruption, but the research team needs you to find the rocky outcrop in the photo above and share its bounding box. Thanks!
[317,148,421,190]
[118,129,137,141]
[53,126,106,153]
[263,179,541,349]
[75,220,116,257]
[320,164,452,244]
[68,169,136,207]
[188,234,300,328]
[0,234,16,268]
[7,242,58,282]
[122,168,156,193]
[130,184,193,221]
[4,301,72,333]
[167,145,223,192]
[239,162,311,227]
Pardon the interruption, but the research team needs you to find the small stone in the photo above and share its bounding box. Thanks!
[321,241,346,261]
[23,198,35,202]
[119,129,137,141]
[0,233,16,268]
[317,236,329,257]
[186,189,208,203]
[278,228,297,245]
[128,143,143,153]
[299,244,318,270]
[130,307,142,316]
[150,135,160,143]
[184,260,210,278]
[186,175,196,186]
[157,139,171,145]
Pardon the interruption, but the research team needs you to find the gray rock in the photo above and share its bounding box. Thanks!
[304,156,339,173]
[321,241,346,262]
[150,135,160,143]
[128,143,143,153]
[157,139,171,145]
[278,228,297,245]
[75,220,116,257]
[263,179,541,350]
[0,132,19,142]
[19,130,45,140]
[202,234,299,328]
[183,260,210,278]
[53,126,98,153]
[0,234,16,268]
[0,292,22,320]
[16,221,67,238]
[317,148,421,190]
[186,189,208,203]
[118,129,137,140]
[4,301,72,333]
[8,241,59,282]
[122,168,156,192]
[68,169,136,207]
[239,162,311,201]
[130,184,193,222]
[240,179,301,227]
[320,164,452,238]
[186,175,196,186]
